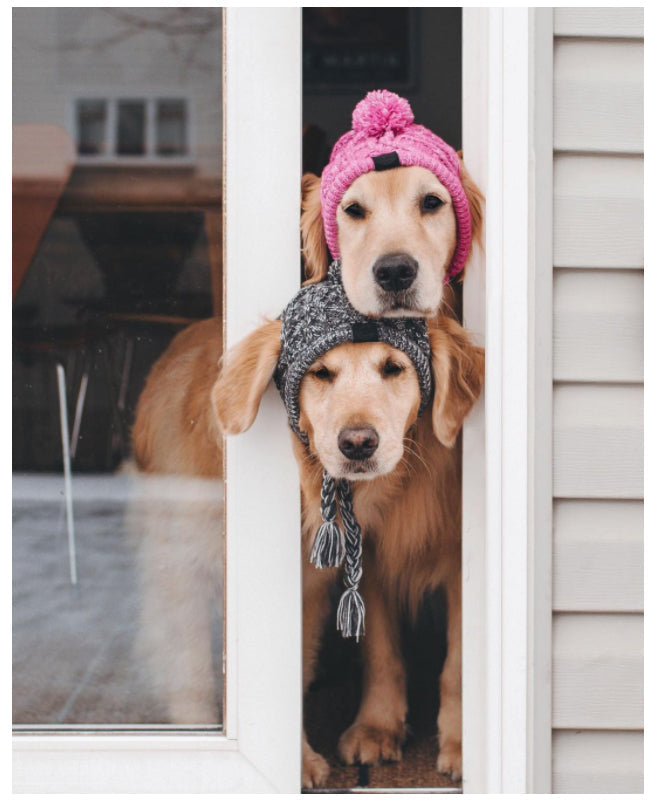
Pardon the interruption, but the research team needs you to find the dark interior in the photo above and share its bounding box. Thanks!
[13,191,217,472]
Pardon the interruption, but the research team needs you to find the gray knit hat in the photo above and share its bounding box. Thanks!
[274,260,433,639]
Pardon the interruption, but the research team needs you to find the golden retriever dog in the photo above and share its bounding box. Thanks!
[301,158,483,320]
[127,469,224,725]
[211,314,484,787]
[132,151,484,781]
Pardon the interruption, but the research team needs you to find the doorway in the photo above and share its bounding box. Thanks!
[301,8,463,792]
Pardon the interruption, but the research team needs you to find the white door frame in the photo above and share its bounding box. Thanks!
[461,7,553,794]
[13,8,303,793]
[13,7,554,794]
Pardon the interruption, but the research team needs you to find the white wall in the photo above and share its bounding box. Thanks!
[550,7,643,794]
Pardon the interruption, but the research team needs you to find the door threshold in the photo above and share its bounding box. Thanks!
[304,786,461,794]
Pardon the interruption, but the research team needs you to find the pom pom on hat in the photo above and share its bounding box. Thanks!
[351,89,414,137]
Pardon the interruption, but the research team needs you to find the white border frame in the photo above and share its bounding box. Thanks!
[13,9,303,794]
[462,7,553,794]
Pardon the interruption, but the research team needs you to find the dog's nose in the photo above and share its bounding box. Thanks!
[338,427,379,460]
[372,254,418,293]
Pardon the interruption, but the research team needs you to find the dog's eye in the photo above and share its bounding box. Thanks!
[311,366,334,381]
[382,360,405,378]
[422,194,444,213]
[344,202,365,219]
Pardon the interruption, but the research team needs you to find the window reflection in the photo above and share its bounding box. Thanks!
[157,99,188,157]
[13,7,223,728]
[77,100,107,156]
[117,101,146,156]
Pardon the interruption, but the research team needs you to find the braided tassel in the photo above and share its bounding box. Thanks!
[310,471,345,569]
[336,587,366,641]
[335,479,365,640]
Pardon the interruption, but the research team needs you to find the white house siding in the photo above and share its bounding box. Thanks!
[551,7,643,793]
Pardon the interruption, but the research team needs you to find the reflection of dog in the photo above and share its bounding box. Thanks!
[130,319,224,725]
[127,473,223,725]
[212,314,484,787]
[133,319,223,479]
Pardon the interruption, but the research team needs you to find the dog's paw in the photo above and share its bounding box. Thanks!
[302,745,330,789]
[338,721,407,766]
[436,738,462,781]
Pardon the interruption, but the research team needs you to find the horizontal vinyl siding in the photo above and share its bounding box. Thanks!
[552,614,643,729]
[553,500,643,612]
[551,9,643,793]
[553,154,643,269]
[553,269,643,382]
[554,39,643,153]
[553,384,643,499]
[552,731,644,794]
[553,7,643,39]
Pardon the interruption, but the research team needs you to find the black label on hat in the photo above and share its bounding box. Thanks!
[352,322,380,343]
[372,151,401,171]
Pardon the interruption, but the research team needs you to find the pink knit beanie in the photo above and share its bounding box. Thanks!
[320,90,472,282]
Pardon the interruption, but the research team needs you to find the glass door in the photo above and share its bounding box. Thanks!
[13,8,302,793]
[13,6,224,731]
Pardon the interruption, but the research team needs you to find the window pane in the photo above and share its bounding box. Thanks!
[156,99,187,156]
[117,100,146,156]
[13,7,224,729]
[76,100,107,156]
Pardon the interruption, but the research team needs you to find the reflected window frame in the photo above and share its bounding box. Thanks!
[72,95,192,165]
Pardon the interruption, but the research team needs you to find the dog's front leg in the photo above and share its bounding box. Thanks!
[301,563,337,789]
[338,550,408,766]
[436,570,462,780]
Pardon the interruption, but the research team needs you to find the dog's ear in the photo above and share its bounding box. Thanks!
[301,172,329,283]
[211,318,282,435]
[428,317,485,448]
[457,151,484,271]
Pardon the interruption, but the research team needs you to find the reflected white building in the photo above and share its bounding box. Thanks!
[13,7,222,179]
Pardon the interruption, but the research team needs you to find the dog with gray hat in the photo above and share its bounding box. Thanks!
[212,260,484,787]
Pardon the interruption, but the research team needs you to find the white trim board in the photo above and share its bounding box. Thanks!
[461,8,553,793]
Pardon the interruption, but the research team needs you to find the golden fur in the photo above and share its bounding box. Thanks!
[132,160,484,787]
[133,318,224,478]
[210,314,484,787]
[301,155,483,320]
[134,314,483,787]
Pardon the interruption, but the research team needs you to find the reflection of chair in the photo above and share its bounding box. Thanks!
[105,312,199,441]
[13,124,81,584]
[13,320,126,585]
[66,307,208,455]
[69,209,214,440]
[14,123,222,586]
